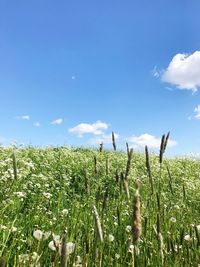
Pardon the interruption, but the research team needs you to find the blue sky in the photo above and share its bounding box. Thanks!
[0,0,200,155]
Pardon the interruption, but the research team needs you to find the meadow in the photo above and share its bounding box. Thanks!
[0,134,200,266]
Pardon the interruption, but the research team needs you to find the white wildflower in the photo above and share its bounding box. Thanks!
[14,192,26,198]
[196,225,200,231]
[184,234,191,241]
[66,242,75,256]
[115,253,120,259]
[73,255,82,267]
[43,231,51,240]
[57,241,75,256]
[33,230,43,241]
[128,244,134,253]
[43,192,52,199]
[32,252,39,260]
[48,241,57,251]
[76,256,82,263]
[61,209,69,216]
[0,225,7,230]
[126,225,131,233]
[52,234,61,247]
[19,254,29,263]
[108,234,114,242]
[11,226,17,232]
[35,183,41,189]
[170,217,176,223]
[114,221,118,227]
[174,244,182,252]
[174,205,180,210]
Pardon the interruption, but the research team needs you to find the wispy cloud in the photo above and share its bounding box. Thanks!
[51,118,63,125]
[127,133,177,149]
[194,105,200,119]
[69,120,108,137]
[161,51,200,92]
[152,66,160,78]
[89,133,119,144]
[0,136,15,146]
[0,136,7,144]
[16,115,30,120]
[33,122,41,127]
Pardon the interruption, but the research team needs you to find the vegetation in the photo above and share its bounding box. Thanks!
[0,136,200,266]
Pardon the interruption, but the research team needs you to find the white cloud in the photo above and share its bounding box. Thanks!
[194,105,200,119]
[51,118,63,125]
[90,133,119,144]
[152,66,160,78]
[165,86,174,91]
[17,115,30,120]
[127,133,177,149]
[33,122,40,127]
[71,75,76,80]
[162,51,200,92]
[69,120,108,137]
[0,136,14,146]
[0,136,7,144]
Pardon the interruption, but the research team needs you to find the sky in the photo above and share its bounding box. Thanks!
[0,0,200,155]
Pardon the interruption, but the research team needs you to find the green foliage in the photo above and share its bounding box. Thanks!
[0,146,200,266]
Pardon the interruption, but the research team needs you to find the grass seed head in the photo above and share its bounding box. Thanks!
[132,181,141,245]
[112,132,117,151]
[93,205,104,243]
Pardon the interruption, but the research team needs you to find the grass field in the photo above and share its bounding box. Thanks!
[0,140,200,266]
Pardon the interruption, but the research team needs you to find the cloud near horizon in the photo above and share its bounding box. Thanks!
[161,51,200,92]
[127,133,177,149]
[89,133,119,145]
[69,121,108,137]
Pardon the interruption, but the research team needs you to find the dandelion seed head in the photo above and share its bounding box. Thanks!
[128,244,134,253]
[126,225,132,232]
[33,230,43,241]
[11,226,17,232]
[184,234,191,241]
[174,205,180,210]
[170,217,176,223]
[48,240,57,251]
[115,253,120,259]
[61,209,69,216]
[108,234,114,242]
[196,225,200,231]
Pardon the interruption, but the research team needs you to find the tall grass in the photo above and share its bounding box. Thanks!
[0,139,200,266]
